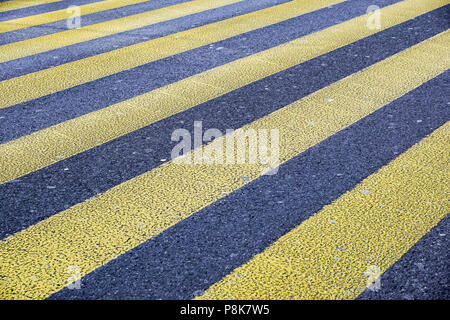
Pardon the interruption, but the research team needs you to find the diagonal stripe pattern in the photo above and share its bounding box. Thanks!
[0,0,448,300]
[0,0,154,33]
[198,121,450,300]
[0,0,345,107]
[0,0,245,62]
[0,0,60,13]
[1,0,447,186]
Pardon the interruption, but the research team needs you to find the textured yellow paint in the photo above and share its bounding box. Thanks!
[1,0,447,186]
[0,0,243,62]
[198,122,450,300]
[0,0,59,13]
[0,0,345,108]
[0,32,448,300]
[0,0,154,33]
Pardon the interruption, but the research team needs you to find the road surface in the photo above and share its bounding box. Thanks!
[0,0,448,300]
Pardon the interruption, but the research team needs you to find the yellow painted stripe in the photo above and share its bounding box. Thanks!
[198,122,450,300]
[0,0,345,107]
[0,32,448,300]
[0,0,59,13]
[0,0,448,186]
[0,0,153,33]
[0,0,243,62]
